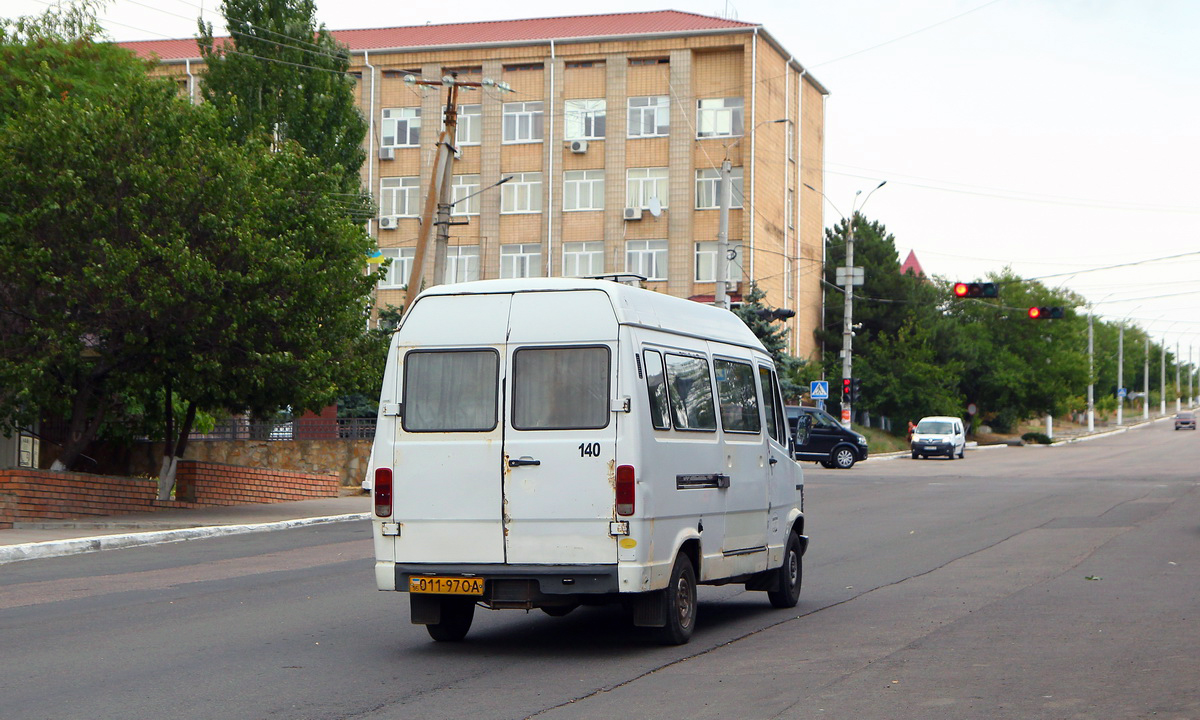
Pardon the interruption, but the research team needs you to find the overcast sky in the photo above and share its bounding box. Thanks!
[9,0,1200,357]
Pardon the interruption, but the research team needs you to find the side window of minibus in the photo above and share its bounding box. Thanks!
[758,366,780,443]
[643,350,671,430]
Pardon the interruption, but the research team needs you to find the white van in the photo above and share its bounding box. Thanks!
[369,278,808,644]
[910,415,966,459]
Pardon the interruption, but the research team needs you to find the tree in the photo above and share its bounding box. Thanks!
[731,283,812,401]
[198,0,367,196]
[0,8,384,482]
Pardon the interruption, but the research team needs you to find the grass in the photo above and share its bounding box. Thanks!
[853,424,910,454]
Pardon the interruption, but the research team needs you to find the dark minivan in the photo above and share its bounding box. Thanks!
[786,406,869,469]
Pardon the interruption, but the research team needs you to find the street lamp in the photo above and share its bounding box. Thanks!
[803,180,887,428]
[714,118,789,310]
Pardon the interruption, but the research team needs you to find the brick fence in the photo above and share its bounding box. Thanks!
[0,462,340,529]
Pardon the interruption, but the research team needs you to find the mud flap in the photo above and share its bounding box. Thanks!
[631,590,667,627]
[410,594,442,625]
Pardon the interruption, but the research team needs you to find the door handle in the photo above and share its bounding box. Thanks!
[769,456,779,466]
[507,457,541,467]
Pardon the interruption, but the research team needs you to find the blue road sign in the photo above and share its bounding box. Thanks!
[1118,387,1127,399]
[810,380,829,400]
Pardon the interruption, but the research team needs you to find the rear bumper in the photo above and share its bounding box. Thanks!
[394,563,619,598]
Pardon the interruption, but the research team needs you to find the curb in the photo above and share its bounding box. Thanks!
[0,512,370,565]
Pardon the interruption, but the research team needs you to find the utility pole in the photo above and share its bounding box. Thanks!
[841,212,856,428]
[1143,339,1150,420]
[403,73,507,310]
[1160,340,1166,416]
[1087,312,1095,432]
[715,158,733,310]
[1176,342,1182,412]
[1116,322,1124,426]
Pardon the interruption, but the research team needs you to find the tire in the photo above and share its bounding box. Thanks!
[657,554,697,645]
[767,532,803,609]
[911,451,919,460]
[426,597,476,642]
[832,446,857,469]
[819,460,835,469]
[958,447,965,459]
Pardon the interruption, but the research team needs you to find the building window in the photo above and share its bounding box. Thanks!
[566,60,604,69]
[380,176,421,217]
[456,104,481,146]
[503,101,544,143]
[501,172,543,214]
[504,63,543,72]
[787,187,795,229]
[451,174,481,216]
[563,241,604,277]
[381,107,420,147]
[628,96,670,138]
[695,168,744,209]
[626,239,667,281]
[626,167,668,210]
[696,97,744,138]
[445,246,480,284]
[629,57,669,66]
[379,247,415,289]
[694,241,744,283]
[501,243,542,278]
[563,170,605,212]
[564,99,606,140]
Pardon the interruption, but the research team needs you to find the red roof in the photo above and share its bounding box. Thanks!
[117,10,758,61]
[900,250,926,278]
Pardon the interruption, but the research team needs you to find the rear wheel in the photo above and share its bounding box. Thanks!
[767,533,803,608]
[657,554,697,645]
[832,446,857,469]
[426,597,476,642]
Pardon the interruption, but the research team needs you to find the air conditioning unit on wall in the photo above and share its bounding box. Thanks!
[378,216,398,230]
[623,207,643,221]
[378,147,395,160]
[569,140,588,153]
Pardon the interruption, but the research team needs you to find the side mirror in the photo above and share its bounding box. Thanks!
[792,414,813,451]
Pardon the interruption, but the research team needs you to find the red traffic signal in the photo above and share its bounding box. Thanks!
[1028,306,1065,319]
[842,377,852,399]
[953,282,998,298]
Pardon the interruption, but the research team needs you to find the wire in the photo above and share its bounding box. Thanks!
[810,0,1009,68]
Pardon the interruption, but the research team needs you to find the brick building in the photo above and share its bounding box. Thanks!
[120,10,828,359]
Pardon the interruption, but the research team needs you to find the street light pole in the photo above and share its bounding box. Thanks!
[1116,321,1124,426]
[715,119,787,311]
[1176,341,1182,413]
[1087,311,1095,432]
[1143,339,1150,420]
[1160,340,1166,416]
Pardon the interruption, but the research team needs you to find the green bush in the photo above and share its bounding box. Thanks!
[1021,431,1053,445]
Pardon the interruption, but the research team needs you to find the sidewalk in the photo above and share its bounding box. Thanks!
[0,491,370,565]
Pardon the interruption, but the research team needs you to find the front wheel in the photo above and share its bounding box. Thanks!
[656,554,697,645]
[426,597,476,642]
[911,451,919,460]
[832,446,857,469]
[767,533,803,608]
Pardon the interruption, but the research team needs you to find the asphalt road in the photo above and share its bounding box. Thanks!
[2,422,1197,720]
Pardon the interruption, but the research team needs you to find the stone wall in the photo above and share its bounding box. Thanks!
[133,440,372,488]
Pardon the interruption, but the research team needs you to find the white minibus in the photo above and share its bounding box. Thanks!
[369,278,808,644]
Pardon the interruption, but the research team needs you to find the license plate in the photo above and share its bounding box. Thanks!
[924,445,937,451]
[409,576,484,595]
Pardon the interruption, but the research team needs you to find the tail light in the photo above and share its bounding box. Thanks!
[616,464,635,516]
[374,467,393,517]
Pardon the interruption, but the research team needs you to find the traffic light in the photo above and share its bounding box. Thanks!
[841,377,861,403]
[1028,306,1065,319]
[953,282,998,298]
